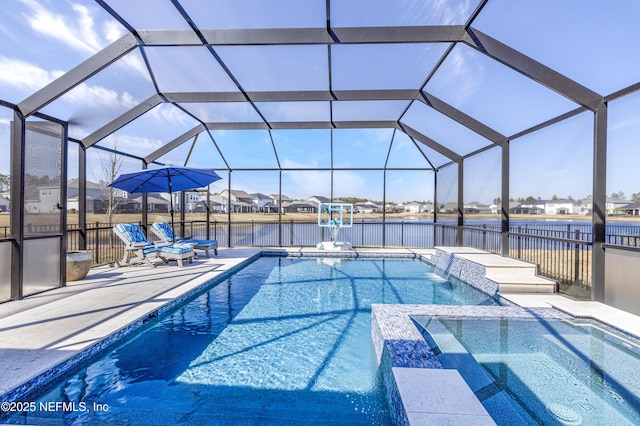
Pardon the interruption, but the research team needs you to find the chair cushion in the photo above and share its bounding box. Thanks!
[185,239,218,248]
[152,222,175,241]
[157,243,194,255]
[142,245,158,255]
[116,223,148,244]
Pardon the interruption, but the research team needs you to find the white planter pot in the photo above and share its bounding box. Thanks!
[66,250,93,281]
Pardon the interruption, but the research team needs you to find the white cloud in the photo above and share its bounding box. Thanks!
[149,104,198,129]
[0,56,56,90]
[20,0,105,54]
[283,169,330,199]
[103,20,125,43]
[19,1,148,78]
[281,158,320,169]
[64,81,139,112]
[107,133,162,157]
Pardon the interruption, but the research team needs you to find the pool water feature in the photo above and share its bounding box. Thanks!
[418,317,640,425]
[3,256,500,425]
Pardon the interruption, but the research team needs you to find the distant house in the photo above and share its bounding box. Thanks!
[283,201,316,213]
[354,201,382,214]
[509,199,581,215]
[617,202,640,216]
[208,195,228,213]
[26,179,132,214]
[511,199,545,214]
[261,201,279,213]
[406,202,436,214]
[404,202,425,213]
[269,194,291,206]
[606,198,635,215]
[219,189,256,213]
[385,203,399,212]
[511,199,545,215]
[464,201,492,214]
[544,199,581,215]
[438,202,459,213]
[251,193,273,211]
[0,195,9,212]
[130,195,170,213]
[308,195,331,206]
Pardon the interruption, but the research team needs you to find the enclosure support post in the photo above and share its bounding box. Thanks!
[433,170,438,248]
[141,161,148,231]
[592,101,607,302]
[10,111,25,300]
[501,140,510,256]
[180,191,186,237]
[382,169,386,247]
[457,160,464,247]
[206,186,211,240]
[227,171,232,248]
[78,144,87,250]
[278,169,282,247]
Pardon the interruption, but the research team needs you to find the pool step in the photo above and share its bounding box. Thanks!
[435,247,558,294]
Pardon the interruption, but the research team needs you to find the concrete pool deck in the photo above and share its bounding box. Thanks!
[1,246,639,424]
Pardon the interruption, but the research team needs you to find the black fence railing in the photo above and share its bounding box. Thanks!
[455,224,594,299]
[508,229,593,299]
[3,219,639,300]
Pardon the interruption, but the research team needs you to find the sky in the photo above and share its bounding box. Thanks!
[1,0,640,204]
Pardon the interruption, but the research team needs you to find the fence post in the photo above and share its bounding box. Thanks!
[482,224,487,250]
[251,220,255,246]
[517,225,522,258]
[290,220,294,246]
[401,221,404,246]
[574,229,581,286]
[94,222,100,264]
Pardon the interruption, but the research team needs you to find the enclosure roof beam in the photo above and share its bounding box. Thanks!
[17,33,139,117]
[136,26,466,46]
[83,94,164,148]
[164,89,418,103]
[462,28,602,111]
[418,91,506,146]
[145,124,206,164]
[202,120,398,131]
[397,123,462,163]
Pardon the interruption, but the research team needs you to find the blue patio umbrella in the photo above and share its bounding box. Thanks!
[109,166,222,237]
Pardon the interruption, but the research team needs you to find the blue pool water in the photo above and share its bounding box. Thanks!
[5,257,499,425]
[419,317,640,426]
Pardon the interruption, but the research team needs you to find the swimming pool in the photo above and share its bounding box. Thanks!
[2,256,499,425]
[418,316,640,425]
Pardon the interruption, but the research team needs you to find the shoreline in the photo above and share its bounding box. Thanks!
[1,212,639,227]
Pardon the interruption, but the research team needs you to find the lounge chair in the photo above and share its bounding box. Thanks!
[113,223,194,268]
[150,222,218,257]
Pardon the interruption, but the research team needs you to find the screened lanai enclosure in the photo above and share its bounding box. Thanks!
[1,0,640,309]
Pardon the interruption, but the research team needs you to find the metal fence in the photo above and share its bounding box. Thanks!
[4,219,639,300]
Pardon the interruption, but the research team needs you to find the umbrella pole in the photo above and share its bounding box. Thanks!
[170,192,175,243]
[169,176,175,242]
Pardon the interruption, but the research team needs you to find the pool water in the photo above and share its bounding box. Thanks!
[6,257,499,425]
[420,317,640,426]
